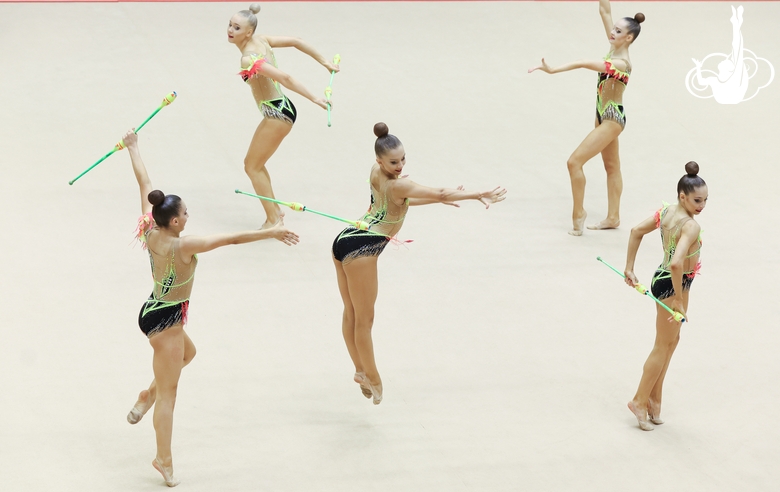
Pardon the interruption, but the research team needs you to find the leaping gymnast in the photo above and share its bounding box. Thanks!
[623,162,707,431]
[529,0,644,235]
[121,130,298,487]
[333,123,506,405]
[228,3,339,230]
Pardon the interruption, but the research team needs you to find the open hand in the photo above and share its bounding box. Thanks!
[270,225,300,246]
[478,187,507,208]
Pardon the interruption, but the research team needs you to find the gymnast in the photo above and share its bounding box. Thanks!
[623,162,707,431]
[228,3,339,229]
[121,129,298,486]
[529,0,644,235]
[333,123,506,405]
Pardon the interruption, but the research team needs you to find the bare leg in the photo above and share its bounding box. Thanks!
[628,301,682,431]
[333,257,371,399]
[128,331,196,424]
[587,135,622,230]
[244,118,293,229]
[343,256,383,404]
[148,324,189,486]
[647,293,689,424]
[566,121,622,236]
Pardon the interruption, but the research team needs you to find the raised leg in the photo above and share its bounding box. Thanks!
[244,118,293,228]
[128,331,196,424]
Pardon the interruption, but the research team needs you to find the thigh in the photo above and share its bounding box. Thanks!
[570,122,622,165]
[245,118,293,166]
[600,134,620,166]
[333,257,353,310]
[343,257,379,316]
[149,325,186,386]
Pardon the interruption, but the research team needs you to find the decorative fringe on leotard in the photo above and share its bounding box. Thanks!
[239,59,266,82]
[134,212,155,249]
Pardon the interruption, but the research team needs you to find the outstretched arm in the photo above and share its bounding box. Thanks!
[178,224,299,257]
[599,0,614,40]
[123,130,153,216]
[264,36,340,74]
[623,215,657,286]
[393,180,506,209]
[528,58,606,74]
[241,56,329,109]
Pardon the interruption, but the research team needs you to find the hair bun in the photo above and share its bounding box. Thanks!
[249,3,261,14]
[148,190,165,206]
[634,12,645,24]
[373,122,389,138]
[684,161,699,176]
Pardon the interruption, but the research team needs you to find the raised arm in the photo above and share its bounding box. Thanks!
[178,224,299,257]
[393,179,506,209]
[528,58,606,75]
[241,55,329,109]
[599,0,615,40]
[123,130,153,216]
[263,36,340,74]
[623,214,658,286]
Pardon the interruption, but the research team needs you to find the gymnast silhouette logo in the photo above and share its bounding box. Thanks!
[685,5,774,104]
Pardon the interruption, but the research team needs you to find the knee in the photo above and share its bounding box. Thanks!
[603,159,621,174]
[342,308,356,324]
[566,157,582,174]
[355,312,375,329]
[244,157,267,174]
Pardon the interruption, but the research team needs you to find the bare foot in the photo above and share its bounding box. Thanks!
[587,219,620,230]
[153,458,180,487]
[363,377,383,405]
[354,372,372,399]
[568,212,587,236]
[627,400,654,431]
[127,390,152,425]
[648,399,664,425]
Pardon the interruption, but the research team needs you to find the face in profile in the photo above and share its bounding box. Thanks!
[609,20,634,46]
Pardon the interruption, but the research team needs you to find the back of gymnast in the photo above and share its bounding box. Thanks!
[121,129,298,487]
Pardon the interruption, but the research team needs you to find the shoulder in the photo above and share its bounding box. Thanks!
[681,219,701,236]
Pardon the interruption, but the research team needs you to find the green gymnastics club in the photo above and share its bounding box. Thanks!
[69,92,178,185]
[596,256,686,323]
[235,189,370,231]
[324,54,340,127]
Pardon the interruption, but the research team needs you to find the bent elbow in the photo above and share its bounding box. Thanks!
[669,261,683,273]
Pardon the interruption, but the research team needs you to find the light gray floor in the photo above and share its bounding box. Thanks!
[1,1,778,491]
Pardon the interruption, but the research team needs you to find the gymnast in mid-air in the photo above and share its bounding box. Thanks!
[121,129,298,487]
[529,0,644,235]
[332,122,506,405]
[228,3,339,229]
[623,162,706,431]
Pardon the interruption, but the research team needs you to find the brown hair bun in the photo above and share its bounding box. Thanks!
[685,161,699,176]
[634,13,645,24]
[249,3,261,14]
[373,122,389,138]
[148,190,165,206]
